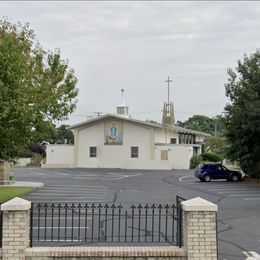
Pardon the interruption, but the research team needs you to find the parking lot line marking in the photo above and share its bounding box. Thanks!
[39,190,108,193]
[217,191,260,194]
[73,176,128,180]
[53,172,69,176]
[179,176,196,182]
[45,186,106,188]
[208,188,253,191]
[44,188,107,190]
[243,198,260,200]
[34,191,109,194]
[230,194,260,197]
[40,189,108,192]
[25,197,105,200]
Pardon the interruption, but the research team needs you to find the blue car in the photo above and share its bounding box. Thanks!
[194,162,245,182]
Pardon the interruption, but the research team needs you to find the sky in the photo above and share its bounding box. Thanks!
[1,1,260,125]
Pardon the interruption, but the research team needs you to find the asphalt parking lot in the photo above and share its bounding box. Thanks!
[12,167,260,260]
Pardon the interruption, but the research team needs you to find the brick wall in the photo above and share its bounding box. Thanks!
[1,197,30,260]
[182,197,218,260]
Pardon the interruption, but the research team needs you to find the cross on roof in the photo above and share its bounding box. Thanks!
[164,76,173,104]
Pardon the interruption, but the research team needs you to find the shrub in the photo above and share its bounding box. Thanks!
[28,144,46,157]
[31,153,43,167]
[190,154,202,169]
[200,152,221,162]
[190,152,221,169]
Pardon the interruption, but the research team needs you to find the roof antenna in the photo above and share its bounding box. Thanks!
[94,112,103,117]
[121,88,125,106]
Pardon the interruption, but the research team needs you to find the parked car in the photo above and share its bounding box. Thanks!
[194,162,245,182]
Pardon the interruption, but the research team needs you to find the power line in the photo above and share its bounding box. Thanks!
[69,109,217,118]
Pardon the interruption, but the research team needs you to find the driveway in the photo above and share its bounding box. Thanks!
[13,167,260,260]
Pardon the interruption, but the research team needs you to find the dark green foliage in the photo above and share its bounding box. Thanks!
[190,152,221,169]
[190,154,202,169]
[33,124,74,144]
[53,124,74,144]
[0,19,78,160]
[224,50,260,177]
[205,133,229,161]
[177,115,225,134]
[200,152,221,162]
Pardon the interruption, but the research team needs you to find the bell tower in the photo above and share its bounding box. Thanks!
[117,89,129,117]
[162,76,175,126]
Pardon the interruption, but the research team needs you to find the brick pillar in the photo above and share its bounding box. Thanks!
[181,197,218,260]
[1,197,31,260]
[0,161,11,185]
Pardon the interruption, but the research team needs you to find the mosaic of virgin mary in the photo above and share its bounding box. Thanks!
[104,121,123,145]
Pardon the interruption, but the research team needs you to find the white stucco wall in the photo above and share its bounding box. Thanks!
[154,128,179,144]
[45,145,74,168]
[15,158,32,167]
[44,117,206,170]
[76,120,152,169]
[154,145,194,169]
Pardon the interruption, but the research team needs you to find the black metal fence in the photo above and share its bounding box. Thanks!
[30,201,183,247]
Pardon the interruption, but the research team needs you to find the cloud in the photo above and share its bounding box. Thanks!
[1,1,260,124]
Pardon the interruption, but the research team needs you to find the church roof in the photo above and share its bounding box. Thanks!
[69,113,210,137]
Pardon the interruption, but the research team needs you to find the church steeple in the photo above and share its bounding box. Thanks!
[162,76,175,126]
[117,89,129,117]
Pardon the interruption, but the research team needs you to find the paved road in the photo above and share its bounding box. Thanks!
[12,167,260,260]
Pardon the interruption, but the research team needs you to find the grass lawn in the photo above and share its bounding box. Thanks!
[0,187,34,203]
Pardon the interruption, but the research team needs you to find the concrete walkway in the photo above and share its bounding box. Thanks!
[0,181,44,188]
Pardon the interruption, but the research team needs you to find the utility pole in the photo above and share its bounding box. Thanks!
[94,112,103,117]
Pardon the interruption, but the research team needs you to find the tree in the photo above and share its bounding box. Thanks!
[49,124,74,144]
[224,50,260,177]
[177,115,225,134]
[0,19,78,160]
[205,133,229,161]
[30,121,56,145]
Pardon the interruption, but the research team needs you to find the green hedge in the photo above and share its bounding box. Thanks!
[190,152,221,169]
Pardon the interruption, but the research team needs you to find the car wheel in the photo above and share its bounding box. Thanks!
[231,174,239,182]
[204,175,211,182]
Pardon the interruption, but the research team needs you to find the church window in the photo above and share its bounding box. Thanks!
[193,134,196,144]
[178,135,181,144]
[170,138,177,144]
[131,146,139,158]
[181,134,185,144]
[89,146,97,158]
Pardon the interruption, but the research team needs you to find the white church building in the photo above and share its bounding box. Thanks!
[45,86,209,170]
